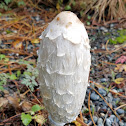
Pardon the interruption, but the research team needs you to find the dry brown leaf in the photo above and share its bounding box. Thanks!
[0,97,8,108]
[3,90,9,96]
[7,96,20,109]
[115,64,126,72]
[21,101,32,112]
[34,115,46,125]
[12,39,23,49]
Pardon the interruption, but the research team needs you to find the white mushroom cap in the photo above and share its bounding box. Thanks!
[40,11,90,48]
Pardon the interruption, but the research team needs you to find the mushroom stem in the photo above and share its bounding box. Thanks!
[49,115,65,126]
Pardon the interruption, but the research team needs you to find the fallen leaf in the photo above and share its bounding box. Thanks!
[114,78,124,84]
[72,120,81,126]
[115,56,126,64]
[21,101,32,112]
[110,80,125,89]
[7,96,20,109]
[115,64,126,72]
[31,38,40,43]
[33,115,46,125]
[12,39,23,49]
[0,97,8,108]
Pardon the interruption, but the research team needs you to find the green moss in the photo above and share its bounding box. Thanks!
[105,32,111,36]
[109,29,126,44]
[117,29,126,35]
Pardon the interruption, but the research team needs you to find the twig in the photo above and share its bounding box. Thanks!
[80,111,84,122]
[28,87,43,106]
[105,40,109,51]
[103,111,109,124]
[0,65,26,74]
[2,113,21,123]
[114,104,126,111]
[76,117,88,126]
[88,92,96,126]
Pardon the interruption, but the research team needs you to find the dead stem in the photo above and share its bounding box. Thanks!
[88,92,96,126]
[76,117,88,126]
[114,104,126,111]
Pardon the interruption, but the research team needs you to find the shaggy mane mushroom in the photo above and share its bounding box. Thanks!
[38,11,91,126]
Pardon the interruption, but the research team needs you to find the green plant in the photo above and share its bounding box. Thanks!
[83,108,89,114]
[0,57,38,91]
[109,29,126,44]
[0,73,8,91]
[92,105,95,116]
[21,74,38,91]
[0,0,25,12]
[21,113,32,126]
[21,104,46,126]
[115,99,119,105]
[9,74,17,80]
[111,70,115,81]
[21,64,38,91]
[105,86,111,94]
[0,72,20,90]
[0,54,9,62]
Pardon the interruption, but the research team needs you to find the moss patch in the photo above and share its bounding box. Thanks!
[109,29,126,44]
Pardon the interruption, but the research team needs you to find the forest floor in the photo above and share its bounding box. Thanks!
[0,4,126,126]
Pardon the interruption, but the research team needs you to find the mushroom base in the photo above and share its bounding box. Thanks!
[49,115,66,126]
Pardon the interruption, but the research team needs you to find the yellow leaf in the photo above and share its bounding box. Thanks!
[114,78,124,84]
[72,120,82,126]
[115,64,126,72]
[31,39,40,43]
[56,3,60,12]
[34,115,46,125]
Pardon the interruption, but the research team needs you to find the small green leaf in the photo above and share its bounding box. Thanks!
[0,3,4,9]
[72,0,76,6]
[80,11,83,17]
[4,58,9,62]
[21,113,32,126]
[6,30,12,34]
[3,5,8,11]
[0,54,5,60]
[23,71,32,76]
[32,104,42,112]
[111,70,115,81]
[83,108,89,114]
[0,85,4,91]
[64,5,71,10]
[18,1,25,6]
[9,74,17,80]
[5,0,12,5]
[87,15,91,20]
[17,70,21,77]
[87,21,90,25]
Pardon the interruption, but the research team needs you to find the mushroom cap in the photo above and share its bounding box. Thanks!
[38,11,91,126]
[40,11,90,48]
